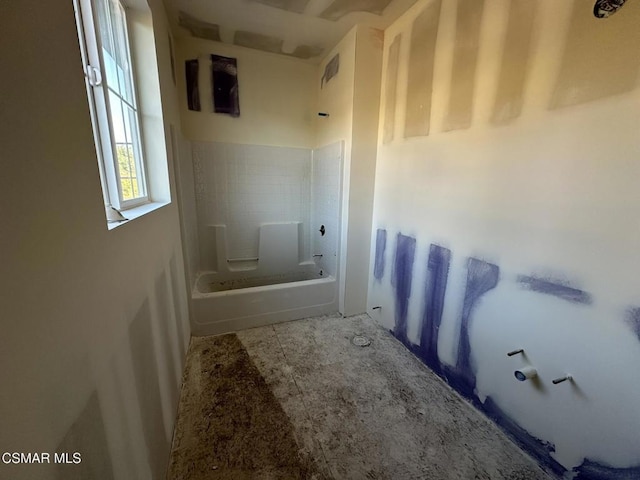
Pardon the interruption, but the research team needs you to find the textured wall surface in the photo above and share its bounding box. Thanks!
[369,0,640,478]
[176,37,317,148]
[311,141,343,278]
[0,0,190,478]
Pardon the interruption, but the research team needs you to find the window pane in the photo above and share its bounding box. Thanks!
[95,0,114,59]
[108,91,144,201]
[109,0,134,105]
[96,0,119,96]
[92,0,146,206]
[120,176,134,201]
[95,0,134,104]
[108,91,126,144]
[126,104,144,187]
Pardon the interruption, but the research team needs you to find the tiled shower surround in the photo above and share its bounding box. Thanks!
[311,142,342,278]
[192,141,341,271]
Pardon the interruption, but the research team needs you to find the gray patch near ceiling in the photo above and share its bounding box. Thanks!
[251,0,312,14]
[235,30,283,54]
[321,54,340,87]
[178,11,221,42]
[234,30,323,59]
[292,45,324,59]
[320,0,393,21]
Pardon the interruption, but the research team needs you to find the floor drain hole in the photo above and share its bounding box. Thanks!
[352,335,371,347]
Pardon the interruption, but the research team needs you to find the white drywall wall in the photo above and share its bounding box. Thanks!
[176,37,317,148]
[316,26,382,316]
[368,0,640,475]
[0,0,189,478]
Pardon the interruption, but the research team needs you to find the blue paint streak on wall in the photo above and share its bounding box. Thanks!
[447,257,499,398]
[417,244,451,373]
[373,229,387,281]
[625,307,640,343]
[391,233,416,345]
[482,397,566,477]
[382,237,640,477]
[573,459,640,480]
[517,275,592,305]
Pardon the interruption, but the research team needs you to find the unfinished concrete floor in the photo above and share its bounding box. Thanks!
[168,314,551,479]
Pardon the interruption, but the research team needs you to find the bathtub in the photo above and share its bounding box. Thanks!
[191,270,338,336]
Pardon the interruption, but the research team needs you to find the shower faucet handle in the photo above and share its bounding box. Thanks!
[313,254,323,258]
[319,225,325,236]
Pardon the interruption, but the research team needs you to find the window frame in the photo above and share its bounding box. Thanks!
[75,0,150,211]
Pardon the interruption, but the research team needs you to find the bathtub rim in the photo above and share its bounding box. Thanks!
[192,273,336,298]
[190,273,339,335]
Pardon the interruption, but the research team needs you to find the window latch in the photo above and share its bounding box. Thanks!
[86,65,103,87]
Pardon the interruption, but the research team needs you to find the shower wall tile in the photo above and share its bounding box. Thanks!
[192,141,312,262]
[311,142,342,278]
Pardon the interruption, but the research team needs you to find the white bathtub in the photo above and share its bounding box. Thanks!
[191,271,338,336]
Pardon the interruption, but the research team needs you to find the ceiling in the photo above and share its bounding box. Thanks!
[164,0,418,62]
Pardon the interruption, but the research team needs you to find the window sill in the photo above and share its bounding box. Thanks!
[107,201,170,230]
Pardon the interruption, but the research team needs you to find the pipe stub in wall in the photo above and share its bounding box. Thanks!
[514,366,537,381]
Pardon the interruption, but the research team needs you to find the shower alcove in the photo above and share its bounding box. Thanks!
[176,138,343,335]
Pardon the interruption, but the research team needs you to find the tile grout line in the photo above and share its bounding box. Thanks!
[271,324,334,477]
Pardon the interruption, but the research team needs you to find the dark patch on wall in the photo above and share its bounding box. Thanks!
[550,0,640,109]
[378,235,640,477]
[517,275,592,305]
[178,11,221,42]
[319,0,393,21]
[321,54,340,88]
[404,0,442,138]
[168,35,176,86]
[391,234,416,344]
[573,459,640,480]
[373,228,387,281]
[383,35,401,143]
[55,392,114,480]
[482,397,567,477]
[211,55,240,117]
[625,307,640,342]
[129,299,169,480]
[251,0,311,14]
[418,244,451,373]
[447,257,498,398]
[185,59,201,112]
[167,335,330,478]
[491,0,537,125]
[443,0,485,132]
[155,271,179,411]
[170,256,187,361]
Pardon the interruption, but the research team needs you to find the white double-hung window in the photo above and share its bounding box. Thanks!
[75,0,148,211]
